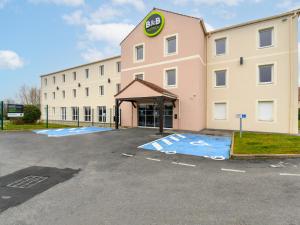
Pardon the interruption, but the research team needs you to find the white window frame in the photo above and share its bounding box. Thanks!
[73,89,76,98]
[52,92,56,100]
[256,62,276,86]
[73,72,77,81]
[214,36,228,56]
[62,90,65,99]
[213,69,228,88]
[257,25,276,49]
[84,106,91,122]
[99,85,104,96]
[133,72,145,80]
[164,67,178,89]
[85,68,89,79]
[62,74,66,83]
[164,33,178,57]
[133,43,145,63]
[213,101,228,121]
[98,106,107,123]
[52,107,55,117]
[256,100,276,123]
[53,76,56,84]
[61,107,66,121]
[72,107,79,121]
[99,65,104,76]
[85,87,89,97]
[116,62,121,73]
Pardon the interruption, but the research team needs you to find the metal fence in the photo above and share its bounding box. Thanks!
[43,105,121,128]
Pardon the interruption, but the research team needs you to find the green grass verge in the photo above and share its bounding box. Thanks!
[234,132,300,155]
[3,122,74,131]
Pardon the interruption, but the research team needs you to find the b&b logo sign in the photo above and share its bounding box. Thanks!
[144,11,165,37]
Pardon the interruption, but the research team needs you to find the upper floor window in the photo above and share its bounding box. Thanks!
[135,44,144,62]
[258,64,273,84]
[165,35,177,55]
[62,74,66,83]
[215,70,227,87]
[116,62,121,73]
[52,92,56,99]
[53,76,56,84]
[44,93,47,100]
[215,38,226,55]
[100,65,104,76]
[62,90,65,99]
[165,68,177,87]
[85,69,89,79]
[73,72,77,81]
[116,83,121,94]
[44,78,47,86]
[135,73,144,80]
[99,85,104,96]
[85,87,89,97]
[259,27,273,48]
[73,89,77,98]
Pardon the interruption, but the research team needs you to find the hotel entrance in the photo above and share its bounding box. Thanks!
[138,104,173,128]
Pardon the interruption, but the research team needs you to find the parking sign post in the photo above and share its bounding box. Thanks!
[237,114,247,138]
[46,105,49,129]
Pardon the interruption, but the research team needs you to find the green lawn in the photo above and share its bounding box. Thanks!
[234,132,300,155]
[2,122,74,131]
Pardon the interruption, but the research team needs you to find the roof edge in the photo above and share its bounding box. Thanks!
[40,55,121,77]
[209,9,300,34]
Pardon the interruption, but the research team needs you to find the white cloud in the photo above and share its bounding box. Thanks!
[0,0,9,9]
[28,0,84,7]
[81,48,104,62]
[62,10,87,25]
[85,23,135,46]
[112,0,145,11]
[277,0,300,10]
[174,0,261,6]
[0,50,24,70]
[204,22,215,31]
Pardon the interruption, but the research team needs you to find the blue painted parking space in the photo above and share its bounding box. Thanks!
[138,133,232,160]
[33,127,113,137]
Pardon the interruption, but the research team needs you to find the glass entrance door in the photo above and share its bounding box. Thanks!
[138,104,173,128]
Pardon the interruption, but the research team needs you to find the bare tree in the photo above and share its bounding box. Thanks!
[17,85,40,106]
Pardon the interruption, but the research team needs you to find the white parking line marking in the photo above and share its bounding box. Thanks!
[152,142,163,150]
[221,168,246,173]
[121,153,134,157]
[68,128,76,131]
[176,134,186,138]
[172,162,196,167]
[36,130,48,133]
[280,173,300,177]
[162,139,172,145]
[55,129,64,132]
[146,158,161,162]
[169,136,179,141]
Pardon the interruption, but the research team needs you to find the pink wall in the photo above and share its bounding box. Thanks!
[120,9,207,131]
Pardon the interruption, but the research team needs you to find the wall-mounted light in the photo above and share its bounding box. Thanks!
[240,57,244,65]
[56,86,59,90]
[108,78,111,83]
[78,83,81,87]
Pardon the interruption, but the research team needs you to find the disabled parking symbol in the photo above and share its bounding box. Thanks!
[190,140,210,146]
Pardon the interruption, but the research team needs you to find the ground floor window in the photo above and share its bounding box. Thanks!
[72,107,79,121]
[61,107,66,121]
[214,102,227,120]
[258,100,274,122]
[138,103,173,128]
[84,107,91,122]
[98,106,106,123]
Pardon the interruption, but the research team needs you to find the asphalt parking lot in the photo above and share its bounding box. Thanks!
[0,128,300,225]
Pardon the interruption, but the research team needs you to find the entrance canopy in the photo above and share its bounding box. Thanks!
[114,79,177,134]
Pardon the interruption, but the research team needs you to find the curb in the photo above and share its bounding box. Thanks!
[231,154,300,159]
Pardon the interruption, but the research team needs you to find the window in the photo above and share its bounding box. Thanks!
[98,106,106,122]
[44,78,47,86]
[165,35,177,55]
[72,107,79,121]
[215,38,226,55]
[215,70,226,87]
[52,92,56,100]
[259,64,273,84]
[73,89,77,98]
[85,69,89,79]
[62,74,66,83]
[85,87,89,97]
[73,72,77,81]
[53,76,56,84]
[117,62,121,73]
[165,69,177,87]
[99,85,104,96]
[258,101,274,122]
[61,107,66,121]
[135,74,144,80]
[84,107,91,122]
[100,65,104,76]
[259,27,273,48]
[52,107,55,117]
[44,93,47,100]
[214,102,227,120]
[135,44,144,61]
[116,83,121,94]
[62,90,65,99]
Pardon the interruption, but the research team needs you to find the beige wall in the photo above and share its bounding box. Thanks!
[40,56,121,123]
[207,14,298,134]
[120,9,207,131]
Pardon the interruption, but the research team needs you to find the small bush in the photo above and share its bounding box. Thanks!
[23,105,41,124]
[11,118,25,125]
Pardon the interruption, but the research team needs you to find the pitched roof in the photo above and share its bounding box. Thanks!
[115,79,177,99]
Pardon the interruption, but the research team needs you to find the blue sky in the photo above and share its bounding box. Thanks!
[0,0,299,100]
